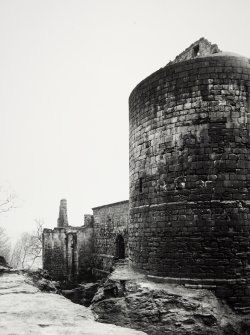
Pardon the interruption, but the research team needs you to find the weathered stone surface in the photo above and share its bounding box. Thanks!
[34,277,58,292]
[79,282,99,305]
[170,37,220,64]
[0,272,146,335]
[62,282,99,306]
[92,277,250,335]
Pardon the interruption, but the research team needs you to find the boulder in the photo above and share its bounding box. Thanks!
[0,272,146,335]
[35,277,58,292]
[91,278,250,335]
[24,268,59,292]
[62,282,99,306]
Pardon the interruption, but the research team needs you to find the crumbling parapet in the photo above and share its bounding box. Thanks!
[170,37,220,65]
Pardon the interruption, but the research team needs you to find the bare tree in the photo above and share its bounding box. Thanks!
[0,186,17,214]
[10,238,22,268]
[10,233,30,268]
[28,218,44,268]
[10,219,44,269]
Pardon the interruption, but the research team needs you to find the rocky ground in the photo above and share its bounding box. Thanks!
[1,261,250,335]
[0,270,146,335]
[91,263,250,335]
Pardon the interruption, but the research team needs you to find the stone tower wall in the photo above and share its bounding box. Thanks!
[129,53,250,310]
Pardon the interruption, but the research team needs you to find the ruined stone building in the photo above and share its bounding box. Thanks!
[43,199,129,281]
[43,38,250,311]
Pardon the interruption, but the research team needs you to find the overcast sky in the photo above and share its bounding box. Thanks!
[1,0,250,241]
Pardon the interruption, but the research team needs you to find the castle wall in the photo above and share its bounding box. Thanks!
[43,228,67,280]
[77,223,94,281]
[129,53,250,310]
[43,223,94,281]
[92,200,129,277]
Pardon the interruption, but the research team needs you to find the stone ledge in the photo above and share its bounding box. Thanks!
[146,275,247,285]
[93,254,114,259]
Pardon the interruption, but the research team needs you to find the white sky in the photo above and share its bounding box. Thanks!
[1,0,250,241]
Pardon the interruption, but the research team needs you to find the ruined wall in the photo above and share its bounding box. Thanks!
[129,49,250,310]
[171,37,220,65]
[43,221,94,281]
[42,200,129,281]
[92,200,129,277]
[77,219,94,281]
[43,228,67,280]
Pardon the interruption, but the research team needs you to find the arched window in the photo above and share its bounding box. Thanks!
[116,235,125,259]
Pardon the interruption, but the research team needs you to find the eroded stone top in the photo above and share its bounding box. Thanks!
[170,37,221,64]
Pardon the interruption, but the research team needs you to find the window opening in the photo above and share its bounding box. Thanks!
[139,178,143,193]
[193,44,200,57]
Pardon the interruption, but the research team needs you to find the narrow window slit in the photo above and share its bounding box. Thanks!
[139,178,143,193]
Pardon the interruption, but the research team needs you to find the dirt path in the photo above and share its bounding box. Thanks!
[0,272,146,335]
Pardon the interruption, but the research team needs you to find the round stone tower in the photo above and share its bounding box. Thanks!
[129,38,250,310]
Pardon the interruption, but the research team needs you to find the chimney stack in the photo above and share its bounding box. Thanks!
[57,199,68,227]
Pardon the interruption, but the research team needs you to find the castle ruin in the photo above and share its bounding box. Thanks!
[43,38,250,311]
[43,199,129,281]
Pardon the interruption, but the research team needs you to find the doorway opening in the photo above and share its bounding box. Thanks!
[116,235,125,259]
